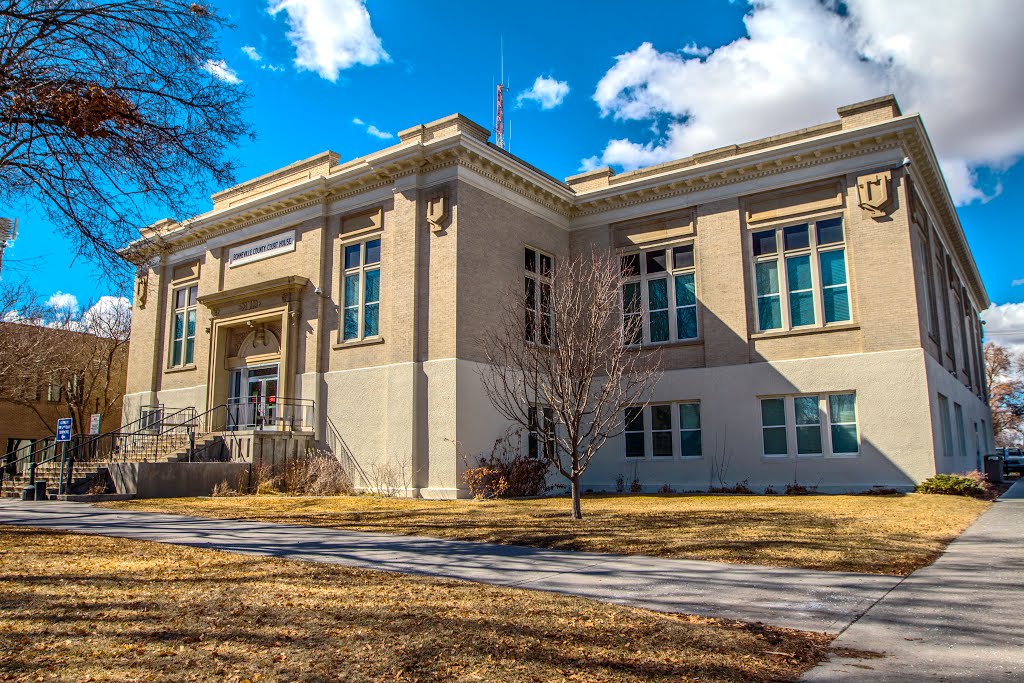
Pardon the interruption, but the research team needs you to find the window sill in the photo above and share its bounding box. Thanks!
[625,338,703,350]
[750,322,860,341]
[165,364,197,374]
[333,336,385,350]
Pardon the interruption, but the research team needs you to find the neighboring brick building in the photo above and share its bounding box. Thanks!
[123,94,992,496]
[1,324,128,465]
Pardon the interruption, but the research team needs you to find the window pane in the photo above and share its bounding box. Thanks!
[783,224,809,251]
[761,398,785,426]
[646,250,667,274]
[672,244,694,270]
[172,339,182,366]
[173,312,184,341]
[525,248,536,273]
[650,311,669,342]
[188,286,198,306]
[364,303,379,337]
[625,407,644,432]
[364,268,380,304]
[648,278,668,310]
[623,282,640,313]
[680,430,702,457]
[186,309,196,337]
[758,296,782,331]
[831,424,858,453]
[752,230,777,256]
[794,396,819,425]
[175,288,186,309]
[541,313,553,345]
[344,274,360,307]
[677,307,698,340]
[675,273,696,307]
[621,254,639,278]
[786,254,813,291]
[364,239,381,265]
[797,426,823,455]
[790,290,815,327]
[343,309,359,340]
[540,283,551,314]
[819,250,847,287]
[679,403,700,429]
[829,393,857,423]
[625,433,646,458]
[823,286,851,323]
[184,337,195,365]
[652,432,673,457]
[651,405,671,430]
[763,427,788,455]
[344,244,361,270]
[539,253,552,277]
[756,261,779,295]
[816,218,844,245]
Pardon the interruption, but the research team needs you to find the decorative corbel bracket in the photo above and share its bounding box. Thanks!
[427,193,448,233]
[856,170,893,218]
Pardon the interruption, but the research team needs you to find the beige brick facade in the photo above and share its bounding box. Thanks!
[122,95,991,497]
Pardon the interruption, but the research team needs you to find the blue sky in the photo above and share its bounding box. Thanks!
[6,0,1024,345]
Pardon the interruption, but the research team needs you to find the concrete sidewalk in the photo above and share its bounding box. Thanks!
[0,499,898,633]
[803,480,1024,681]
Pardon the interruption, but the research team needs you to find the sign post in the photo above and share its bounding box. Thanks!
[89,414,101,435]
[56,418,72,496]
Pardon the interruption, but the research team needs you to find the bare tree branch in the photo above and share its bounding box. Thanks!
[478,250,662,519]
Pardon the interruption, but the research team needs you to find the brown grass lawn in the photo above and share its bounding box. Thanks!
[0,526,834,682]
[103,493,989,575]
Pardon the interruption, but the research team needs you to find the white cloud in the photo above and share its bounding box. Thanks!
[1012,279,1024,287]
[588,0,1024,205]
[242,45,263,62]
[982,302,1024,355]
[241,45,286,72]
[46,291,78,312]
[365,125,392,140]
[81,296,131,336]
[202,59,242,84]
[681,43,711,58]
[351,117,392,139]
[578,156,602,173]
[517,75,570,110]
[268,0,389,82]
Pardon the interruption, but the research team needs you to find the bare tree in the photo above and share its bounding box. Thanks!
[0,1,252,279]
[0,286,130,433]
[478,251,662,519]
[984,341,1024,446]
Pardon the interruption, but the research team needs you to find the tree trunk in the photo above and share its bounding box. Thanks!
[570,475,583,520]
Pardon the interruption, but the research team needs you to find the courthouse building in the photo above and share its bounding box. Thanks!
[123,95,992,496]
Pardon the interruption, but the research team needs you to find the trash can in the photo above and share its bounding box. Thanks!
[20,484,35,501]
[34,480,48,501]
[985,455,1005,484]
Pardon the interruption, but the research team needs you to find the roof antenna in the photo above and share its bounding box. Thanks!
[495,37,506,150]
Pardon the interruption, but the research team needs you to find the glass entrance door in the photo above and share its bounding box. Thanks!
[228,364,279,429]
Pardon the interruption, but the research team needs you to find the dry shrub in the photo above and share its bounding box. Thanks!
[252,464,279,495]
[464,430,549,500]
[364,461,412,498]
[281,450,353,496]
[916,471,992,498]
[710,479,754,494]
[211,479,238,497]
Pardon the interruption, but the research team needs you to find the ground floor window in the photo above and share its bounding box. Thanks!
[623,401,702,459]
[528,405,555,459]
[937,393,954,457]
[760,393,859,457]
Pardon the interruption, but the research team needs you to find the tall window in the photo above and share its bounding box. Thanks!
[528,405,555,459]
[342,238,381,341]
[525,247,554,345]
[760,398,787,456]
[937,393,954,457]
[171,284,197,366]
[828,393,859,455]
[752,217,850,331]
[624,401,703,458]
[954,402,967,458]
[794,395,822,455]
[621,243,698,345]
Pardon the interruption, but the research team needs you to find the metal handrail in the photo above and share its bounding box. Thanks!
[0,406,196,490]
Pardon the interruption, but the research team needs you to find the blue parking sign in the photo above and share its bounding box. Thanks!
[56,418,73,442]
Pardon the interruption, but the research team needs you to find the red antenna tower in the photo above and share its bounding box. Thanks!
[495,38,506,150]
[495,83,505,150]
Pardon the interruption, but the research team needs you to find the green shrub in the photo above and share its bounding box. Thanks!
[915,472,990,498]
